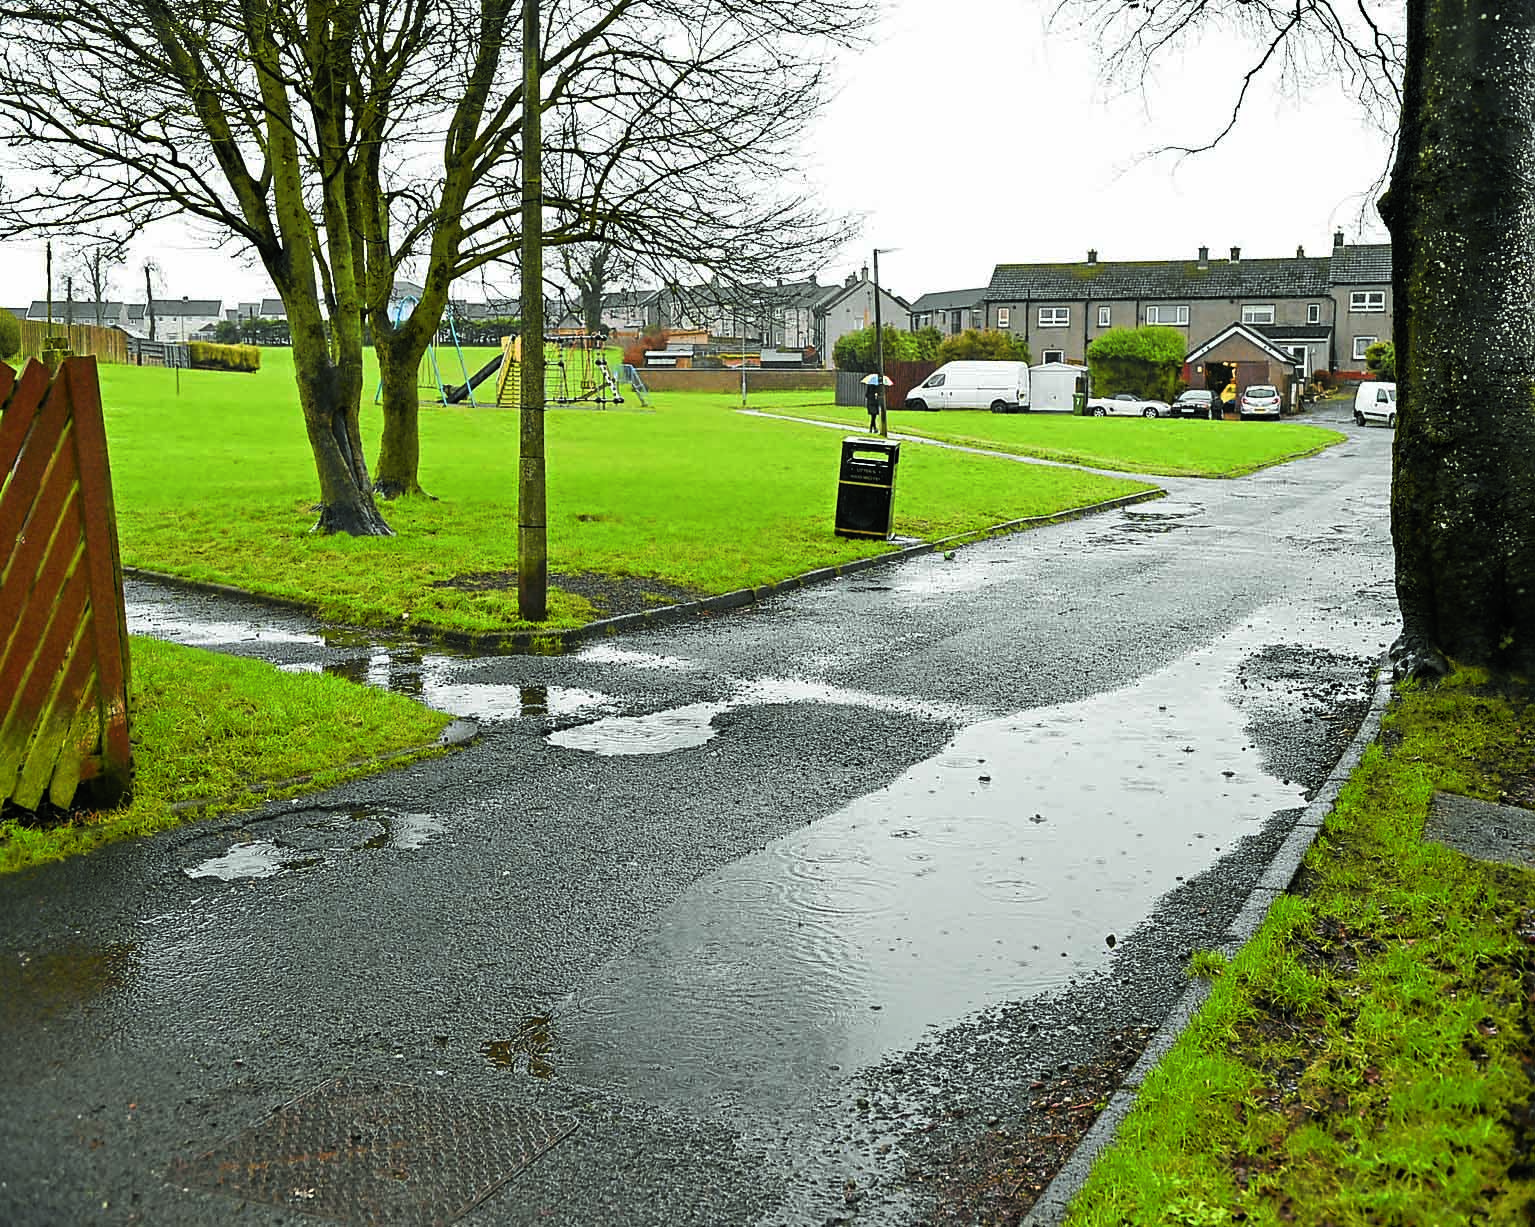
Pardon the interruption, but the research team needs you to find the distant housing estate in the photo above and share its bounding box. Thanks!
[971,230,1392,381]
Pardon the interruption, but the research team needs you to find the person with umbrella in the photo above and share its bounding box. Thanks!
[863,373,883,433]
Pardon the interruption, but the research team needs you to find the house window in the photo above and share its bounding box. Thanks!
[1146,305,1189,325]
[1351,290,1386,312]
[1038,306,1070,328]
[1241,304,1276,324]
[1307,302,1321,324]
[997,307,1010,329]
[1042,349,1064,364]
[1097,306,1111,327]
[1353,335,1378,361]
[1289,345,1309,377]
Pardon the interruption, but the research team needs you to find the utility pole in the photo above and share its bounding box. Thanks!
[145,264,156,341]
[518,0,547,622]
[872,249,897,437]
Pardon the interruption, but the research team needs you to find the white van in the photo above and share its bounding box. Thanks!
[1354,381,1397,427]
[904,361,1030,412]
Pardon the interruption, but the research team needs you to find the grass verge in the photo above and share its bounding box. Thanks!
[100,354,1154,634]
[1066,672,1535,1226]
[0,636,453,874]
[761,402,1345,478]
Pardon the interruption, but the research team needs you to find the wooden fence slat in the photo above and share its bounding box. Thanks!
[0,558,88,799]
[0,377,73,560]
[0,361,53,489]
[0,356,132,810]
[62,358,132,778]
[0,477,79,671]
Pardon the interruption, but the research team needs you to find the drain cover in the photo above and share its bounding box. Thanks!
[169,1076,576,1225]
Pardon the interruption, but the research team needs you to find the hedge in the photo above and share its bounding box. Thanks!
[188,341,261,372]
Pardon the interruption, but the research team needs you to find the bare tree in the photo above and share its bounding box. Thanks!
[70,238,127,325]
[1064,0,1535,678]
[0,0,867,523]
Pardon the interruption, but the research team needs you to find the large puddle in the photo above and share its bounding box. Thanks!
[556,608,1388,1111]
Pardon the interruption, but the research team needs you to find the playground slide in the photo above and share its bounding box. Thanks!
[444,354,504,404]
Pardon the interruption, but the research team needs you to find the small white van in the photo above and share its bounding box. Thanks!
[1354,381,1397,427]
[904,361,1030,412]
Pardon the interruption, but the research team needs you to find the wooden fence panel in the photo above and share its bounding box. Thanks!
[17,321,130,365]
[0,357,132,811]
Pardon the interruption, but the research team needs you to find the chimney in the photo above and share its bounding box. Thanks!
[809,272,817,286]
[1229,246,1241,264]
[860,264,868,282]
[1334,229,1345,249]
[1087,248,1097,266]
[1297,245,1305,258]
[845,273,856,288]
[1197,246,1209,269]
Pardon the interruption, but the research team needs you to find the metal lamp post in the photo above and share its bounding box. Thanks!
[872,247,898,437]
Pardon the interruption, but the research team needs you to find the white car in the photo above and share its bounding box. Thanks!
[1237,384,1283,420]
[1087,392,1171,418]
[1354,382,1398,427]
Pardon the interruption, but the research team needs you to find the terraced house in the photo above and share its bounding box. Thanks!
[982,231,1391,384]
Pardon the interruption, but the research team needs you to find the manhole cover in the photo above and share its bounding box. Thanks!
[168,1077,577,1225]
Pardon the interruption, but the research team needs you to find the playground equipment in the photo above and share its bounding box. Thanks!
[620,363,651,407]
[373,295,485,406]
[491,331,625,409]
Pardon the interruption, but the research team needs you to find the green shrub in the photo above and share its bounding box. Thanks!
[1087,325,1186,400]
[188,340,261,372]
[935,328,1031,364]
[833,324,936,372]
[0,310,20,361]
[1364,340,1396,381]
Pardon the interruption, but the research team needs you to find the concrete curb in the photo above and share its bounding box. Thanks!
[1020,659,1396,1227]
[122,488,1162,655]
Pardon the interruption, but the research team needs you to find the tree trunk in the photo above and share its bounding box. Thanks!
[1383,0,1535,678]
[374,331,427,499]
[293,336,393,537]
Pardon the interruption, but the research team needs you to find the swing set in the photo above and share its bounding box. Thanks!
[373,298,627,409]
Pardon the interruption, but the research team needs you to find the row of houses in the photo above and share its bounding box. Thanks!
[10,231,1393,379]
[590,230,1391,380]
[910,230,1391,381]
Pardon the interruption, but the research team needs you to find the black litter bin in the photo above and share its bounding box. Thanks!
[834,436,900,540]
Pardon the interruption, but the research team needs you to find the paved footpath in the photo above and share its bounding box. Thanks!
[0,405,1399,1226]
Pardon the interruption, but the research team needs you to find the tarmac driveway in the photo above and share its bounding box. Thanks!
[0,406,1398,1226]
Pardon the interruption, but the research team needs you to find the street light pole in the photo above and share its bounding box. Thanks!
[872,248,898,437]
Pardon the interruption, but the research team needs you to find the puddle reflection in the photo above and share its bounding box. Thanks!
[559,609,1390,1109]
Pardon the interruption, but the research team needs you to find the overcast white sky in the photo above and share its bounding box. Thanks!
[0,0,1395,309]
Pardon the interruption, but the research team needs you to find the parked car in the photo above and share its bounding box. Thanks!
[1354,381,1398,427]
[1171,389,1214,419]
[904,361,1030,412]
[1087,392,1171,418]
[1237,384,1283,420]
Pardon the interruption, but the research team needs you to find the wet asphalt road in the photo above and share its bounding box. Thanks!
[0,404,1399,1226]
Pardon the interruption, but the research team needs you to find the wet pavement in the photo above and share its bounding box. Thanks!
[0,404,1398,1225]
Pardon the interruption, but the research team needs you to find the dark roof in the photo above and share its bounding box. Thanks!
[260,299,286,317]
[1256,324,1332,342]
[1187,323,1303,365]
[1328,243,1392,284]
[26,300,126,320]
[815,279,911,315]
[148,298,221,315]
[987,255,1332,302]
[909,288,988,313]
[4,306,26,320]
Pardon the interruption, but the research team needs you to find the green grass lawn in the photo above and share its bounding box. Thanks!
[1066,673,1535,1225]
[99,351,1155,633]
[763,401,1345,478]
[0,637,453,874]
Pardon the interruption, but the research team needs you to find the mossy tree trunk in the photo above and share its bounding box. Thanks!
[1383,0,1535,677]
